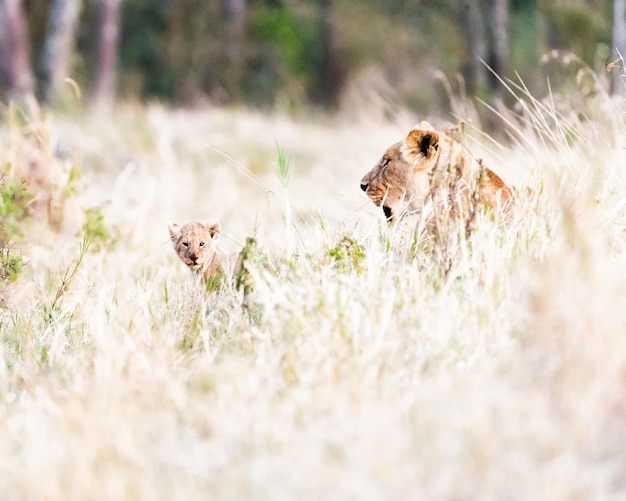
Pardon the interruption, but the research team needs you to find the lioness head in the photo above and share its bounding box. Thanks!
[360,122,514,224]
[168,220,221,272]
[360,122,440,223]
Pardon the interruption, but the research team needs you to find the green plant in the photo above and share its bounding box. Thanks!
[275,142,294,254]
[204,270,224,294]
[327,234,366,273]
[235,237,259,296]
[0,172,32,241]
[81,206,117,251]
[275,141,292,188]
[49,234,92,313]
[0,246,24,282]
[0,171,32,285]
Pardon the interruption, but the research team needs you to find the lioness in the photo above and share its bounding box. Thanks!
[360,122,514,224]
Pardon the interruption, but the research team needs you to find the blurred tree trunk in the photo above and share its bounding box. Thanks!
[312,0,344,107]
[461,0,508,98]
[38,0,82,104]
[612,0,626,95]
[221,0,246,101]
[0,0,35,99]
[461,0,488,95]
[92,0,122,107]
[486,0,508,99]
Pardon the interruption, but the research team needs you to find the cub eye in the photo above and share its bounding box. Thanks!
[199,241,205,247]
[182,242,189,248]
[382,157,391,168]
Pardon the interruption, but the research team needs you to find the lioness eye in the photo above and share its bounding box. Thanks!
[199,241,205,247]
[382,157,390,167]
[182,242,189,248]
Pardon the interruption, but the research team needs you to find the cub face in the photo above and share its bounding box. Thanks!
[168,221,221,272]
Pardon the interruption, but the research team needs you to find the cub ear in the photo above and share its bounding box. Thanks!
[205,220,221,239]
[403,127,439,163]
[168,223,181,240]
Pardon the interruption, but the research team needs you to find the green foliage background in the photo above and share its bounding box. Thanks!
[23,0,616,113]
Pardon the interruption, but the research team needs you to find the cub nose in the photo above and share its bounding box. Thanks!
[189,253,198,263]
[360,183,368,192]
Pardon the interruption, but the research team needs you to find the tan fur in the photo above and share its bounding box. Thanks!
[168,220,227,284]
[360,122,515,224]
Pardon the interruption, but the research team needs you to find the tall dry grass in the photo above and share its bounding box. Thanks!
[1,69,626,500]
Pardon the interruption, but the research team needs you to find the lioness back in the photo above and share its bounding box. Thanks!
[360,121,514,223]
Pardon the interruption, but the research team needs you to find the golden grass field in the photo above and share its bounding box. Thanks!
[2,76,626,499]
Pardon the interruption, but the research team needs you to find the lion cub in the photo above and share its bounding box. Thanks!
[168,221,260,301]
[168,220,228,287]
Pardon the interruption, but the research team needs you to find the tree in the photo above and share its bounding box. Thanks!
[0,0,35,99]
[612,0,626,94]
[37,0,83,104]
[460,0,509,98]
[461,0,488,95]
[221,0,246,100]
[312,0,344,107]
[486,0,508,99]
[92,0,123,107]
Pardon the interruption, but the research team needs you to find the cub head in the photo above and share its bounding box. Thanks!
[168,220,221,271]
[360,122,439,223]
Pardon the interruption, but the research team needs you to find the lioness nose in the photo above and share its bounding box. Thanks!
[360,183,368,192]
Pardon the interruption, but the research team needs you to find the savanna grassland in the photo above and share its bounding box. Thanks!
[2,74,626,500]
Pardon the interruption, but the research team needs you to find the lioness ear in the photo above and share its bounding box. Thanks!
[404,128,439,161]
[168,223,180,240]
[417,120,435,131]
[205,220,221,239]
